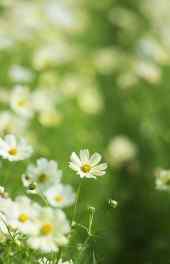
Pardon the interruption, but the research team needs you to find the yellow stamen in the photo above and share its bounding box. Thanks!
[38,174,48,183]
[81,163,91,173]
[8,148,17,156]
[18,213,29,223]
[40,223,53,236]
[55,194,64,203]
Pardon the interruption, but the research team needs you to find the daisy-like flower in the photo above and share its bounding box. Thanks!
[58,259,73,264]
[5,196,40,236]
[155,169,170,191]
[10,85,34,118]
[69,149,107,179]
[27,207,70,253]
[0,134,33,161]
[22,158,62,193]
[45,184,75,208]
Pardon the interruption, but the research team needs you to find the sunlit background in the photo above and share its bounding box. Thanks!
[0,0,170,263]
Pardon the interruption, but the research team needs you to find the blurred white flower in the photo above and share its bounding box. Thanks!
[107,136,137,167]
[77,87,103,115]
[22,158,62,192]
[45,184,75,208]
[5,196,40,235]
[0,134,33,161]
[135,61,160,83]
[0,111,28,136]
[27,207,70,253]
[155,169,170,191]
[33,42,75,70]
[69,149,107,179]
[10,86,34,118]
[9,65,33,83]
[136,37,168,65]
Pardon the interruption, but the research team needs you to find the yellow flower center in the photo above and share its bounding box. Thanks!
[38,174,48,183]
[55,194,64,203]
[17,99,28,107]
[8,147,17,156]
[81,163,91,173]
[40,223,53,236]
[18,213,29,223]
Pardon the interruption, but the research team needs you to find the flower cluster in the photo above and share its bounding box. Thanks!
[0,133,107,260]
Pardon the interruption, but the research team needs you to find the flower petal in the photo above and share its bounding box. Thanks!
[89,153,102,166]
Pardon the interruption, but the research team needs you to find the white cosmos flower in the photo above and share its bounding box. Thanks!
[22,158,62,192]
[58,259,73,264]
[5,196,40,236]
[69,149,107,179]
[27,207,70,253]
[10,85,34,118]
[0,134,33,161]
[45,184,75,208]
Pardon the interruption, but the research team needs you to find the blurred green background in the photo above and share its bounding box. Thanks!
[0,0,170,263]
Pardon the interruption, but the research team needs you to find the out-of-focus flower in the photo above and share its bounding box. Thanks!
[155,169,170,191]
[0,134,33,161]
[10,86,34,119]
[136,37,168,65]
[77,87,103,115]
[0,111,28,136]
[39,110,63,127]
[58,259,73,264]
[22,158,62,193]
[45,184,75,208]
[27,207,70,253]
[69,149,107,179]
[5,196,40,235]
[33,42,75,70]
[107,136,137,167]
[9,65,33,83]
[135,61,161,83]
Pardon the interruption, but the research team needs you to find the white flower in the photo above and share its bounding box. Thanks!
[22,158,62,192]
[9,65,33,83]
[5,196,40,235]
[10,85,34,118]
[107,136,137,167]
[27,207,70,253]
[0,134,33,161]
[155,169,170,191]
[69,149,107,179]
[0,111,28,136]
[45,184,75,208]
[58,259,73,264]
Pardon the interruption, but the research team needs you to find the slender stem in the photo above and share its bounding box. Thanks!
[71,180,82,227]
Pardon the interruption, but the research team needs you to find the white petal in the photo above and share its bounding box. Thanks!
[5,134,16,146]
[69,162,80,171]
[79,149,89,163]
[70,152,81,166]
[89,153,102,166]
[93,163,107,171]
